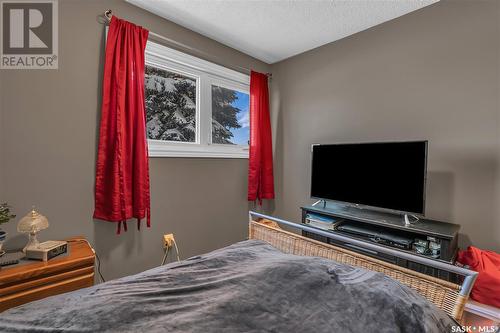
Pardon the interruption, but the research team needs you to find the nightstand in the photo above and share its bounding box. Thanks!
[0,238,95,312]
[462,300,500,330]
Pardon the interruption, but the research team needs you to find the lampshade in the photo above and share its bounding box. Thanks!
[17,208,49,234]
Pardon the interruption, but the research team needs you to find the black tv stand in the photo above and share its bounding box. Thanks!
[301,202,460,282]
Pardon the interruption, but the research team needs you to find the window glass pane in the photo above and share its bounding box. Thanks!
[145,65,196,142]
[211,85,249,145]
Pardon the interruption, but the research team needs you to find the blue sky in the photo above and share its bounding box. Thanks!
[230,91,250,145]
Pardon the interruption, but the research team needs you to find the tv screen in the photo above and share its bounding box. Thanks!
[310,141,427,215]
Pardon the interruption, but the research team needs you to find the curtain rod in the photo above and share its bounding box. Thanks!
[102,10,272,78]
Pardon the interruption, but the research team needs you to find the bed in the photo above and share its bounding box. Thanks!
[0,212,477,333]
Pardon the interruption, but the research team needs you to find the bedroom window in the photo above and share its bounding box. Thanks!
[145,66,197,143]
[145,41,250,158]
[211,85,250,145]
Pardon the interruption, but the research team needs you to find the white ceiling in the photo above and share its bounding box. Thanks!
[127,0,439,64]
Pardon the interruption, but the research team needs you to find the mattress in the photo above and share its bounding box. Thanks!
[0,239,455,332]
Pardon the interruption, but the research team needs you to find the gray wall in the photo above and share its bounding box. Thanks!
[270,0,500,252]
[0,0,269,280]
[0,75,3,200]
[1,0,498,283]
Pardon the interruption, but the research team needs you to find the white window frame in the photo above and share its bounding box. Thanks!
[145,41,250,158]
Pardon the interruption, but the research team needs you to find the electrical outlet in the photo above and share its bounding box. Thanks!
[163,234,175,248]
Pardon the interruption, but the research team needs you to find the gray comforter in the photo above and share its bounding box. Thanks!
[1,240,455,333]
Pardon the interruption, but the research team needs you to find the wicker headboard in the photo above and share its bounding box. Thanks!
[248,211,477,322]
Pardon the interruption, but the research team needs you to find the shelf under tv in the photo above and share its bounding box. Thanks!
[300,202,460,282]
[306,201,459,240]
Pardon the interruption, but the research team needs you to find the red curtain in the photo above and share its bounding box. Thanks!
[248,71,275,203]
[93,17,150,234]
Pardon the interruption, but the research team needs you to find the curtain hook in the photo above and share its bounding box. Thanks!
[104,10,112,22]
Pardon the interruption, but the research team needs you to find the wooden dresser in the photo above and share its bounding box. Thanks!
[462,300,500,330]
[0,238,95,312]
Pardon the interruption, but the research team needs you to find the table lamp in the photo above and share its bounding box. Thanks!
[17,207,49,252]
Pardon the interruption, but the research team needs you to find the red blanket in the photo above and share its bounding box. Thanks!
[457,246,500,307]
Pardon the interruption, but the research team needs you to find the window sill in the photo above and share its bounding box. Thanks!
[148,140,249,159]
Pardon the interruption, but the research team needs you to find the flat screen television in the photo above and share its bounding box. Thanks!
[310,141,428,215]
